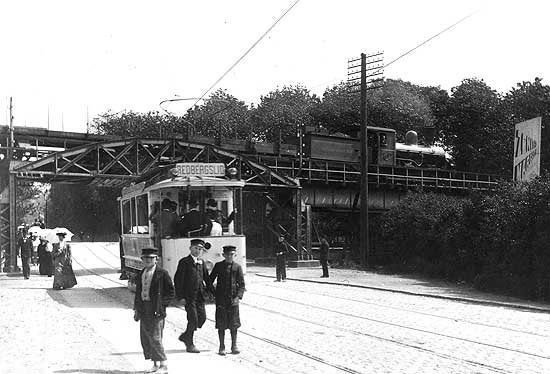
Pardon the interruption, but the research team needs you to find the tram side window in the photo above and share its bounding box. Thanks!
[122,200,132,234]
[135,194,149,234]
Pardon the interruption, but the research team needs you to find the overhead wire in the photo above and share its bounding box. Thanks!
[308,8,480,93]
[192,0,302,107]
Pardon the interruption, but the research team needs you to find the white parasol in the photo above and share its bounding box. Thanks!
[28,226,42,236]
[38,228,54,240]
[45,227,74,243]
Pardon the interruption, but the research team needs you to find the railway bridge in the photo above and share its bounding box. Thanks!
[0,126,502,271]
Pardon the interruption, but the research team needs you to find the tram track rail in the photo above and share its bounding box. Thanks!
[71,245,367,374]
[70,245,547,374]
[258,281,550,339]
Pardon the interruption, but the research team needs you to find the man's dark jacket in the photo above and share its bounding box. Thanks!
[320,239,329,261]
[178,210,210,236]
[134,266,175,318]
[208,261,245,306]
[174,255,210,301]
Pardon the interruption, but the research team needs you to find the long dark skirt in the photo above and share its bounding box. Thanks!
[53,252,77,289]
[215,304,241,330]
[39,252,54,276]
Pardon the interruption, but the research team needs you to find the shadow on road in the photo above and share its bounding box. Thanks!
[54,370,139,374]
[73,267,120,277]
[47,287,133,309]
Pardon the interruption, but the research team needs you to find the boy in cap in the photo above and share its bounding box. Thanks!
[134,247,175,374]
[208,245,246,355]
[174,238,211,353]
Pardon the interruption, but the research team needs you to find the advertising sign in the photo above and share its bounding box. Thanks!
[513,117,541,182]
[171,163,226,177]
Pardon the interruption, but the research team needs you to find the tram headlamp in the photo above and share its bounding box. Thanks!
[227,167,238,178]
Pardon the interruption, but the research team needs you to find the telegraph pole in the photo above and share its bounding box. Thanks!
[348,52,384,267]
[8,97,14,159]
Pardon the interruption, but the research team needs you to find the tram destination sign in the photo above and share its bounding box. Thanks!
[513,117,541,182]
[171,162,226,177]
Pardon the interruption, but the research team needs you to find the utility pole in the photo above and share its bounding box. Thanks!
[348,52,384,267]
[8,97,14,159]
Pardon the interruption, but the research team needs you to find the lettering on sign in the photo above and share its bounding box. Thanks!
[171,163,226,177]
[513,117,542,182]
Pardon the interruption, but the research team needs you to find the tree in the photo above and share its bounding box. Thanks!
[251,85,320,142]
[91,110,187,138]
[314,80,435,142]
[311,82,360,136]
[418,85,450,144]
[502,78,550,173]
[48,184,120,239]
[367,79,435,141]
[441,78,508,174]
[184,89,251,140]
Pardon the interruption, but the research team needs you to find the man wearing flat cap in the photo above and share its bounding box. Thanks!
[208,245,246,355]
[174,238,211,353]
[133,247,175,374]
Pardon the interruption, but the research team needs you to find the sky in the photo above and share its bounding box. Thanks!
[1,0,548,133]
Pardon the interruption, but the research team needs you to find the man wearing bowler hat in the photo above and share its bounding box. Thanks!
[133,247,175,374]
[174,238,211,353]
[208,245,246,355]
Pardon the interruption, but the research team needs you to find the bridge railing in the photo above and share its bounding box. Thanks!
[253,157,502,191]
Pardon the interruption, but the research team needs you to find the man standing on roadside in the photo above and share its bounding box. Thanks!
[273,236,288,282]
[20,229,32,279]
[174,238,211,353]
[319,236,330,278]
[134,247,175,374]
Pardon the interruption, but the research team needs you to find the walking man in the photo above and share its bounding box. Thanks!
[319,236,330,278]
[174,238,211,353]
[134,247,175,374]
[20,230,32,279]
[273,236,288,282]
[208,245,246,355]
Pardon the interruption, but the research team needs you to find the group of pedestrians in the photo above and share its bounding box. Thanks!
[273,235,330,281]
[16,224,77,290]
[133,239,245,374]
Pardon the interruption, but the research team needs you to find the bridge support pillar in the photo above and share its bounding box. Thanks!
[296,188,302,260]
[8,173,17,272]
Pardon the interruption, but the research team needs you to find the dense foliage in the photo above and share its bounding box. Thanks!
[48,184,120,241]
[377,175,550,301]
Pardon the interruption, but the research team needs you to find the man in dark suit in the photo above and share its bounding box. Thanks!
[319,236,330,278]
[174,238,211,353]
[273,236,289,282]
[134,247,175,374]
[208,245,246,355]
[178,199,211,237]
[150,198,179,238]
[20,230,32,279]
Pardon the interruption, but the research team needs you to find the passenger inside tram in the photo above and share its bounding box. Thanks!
[177,198,211,237]
[149,198,179,238]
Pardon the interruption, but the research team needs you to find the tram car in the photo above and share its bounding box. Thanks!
[118,162,246,290]
[188,127,453,169]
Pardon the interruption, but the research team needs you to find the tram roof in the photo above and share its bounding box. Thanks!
[121,176,245,197]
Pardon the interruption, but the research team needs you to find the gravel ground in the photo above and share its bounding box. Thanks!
[0,268,138,374]
[1,244,259,374]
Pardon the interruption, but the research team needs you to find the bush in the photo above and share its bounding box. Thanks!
[377,174,550,301]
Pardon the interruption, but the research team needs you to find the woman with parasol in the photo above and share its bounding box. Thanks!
[52,230,77,290]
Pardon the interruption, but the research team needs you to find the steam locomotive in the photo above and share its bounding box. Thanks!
[191,126,454,170]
